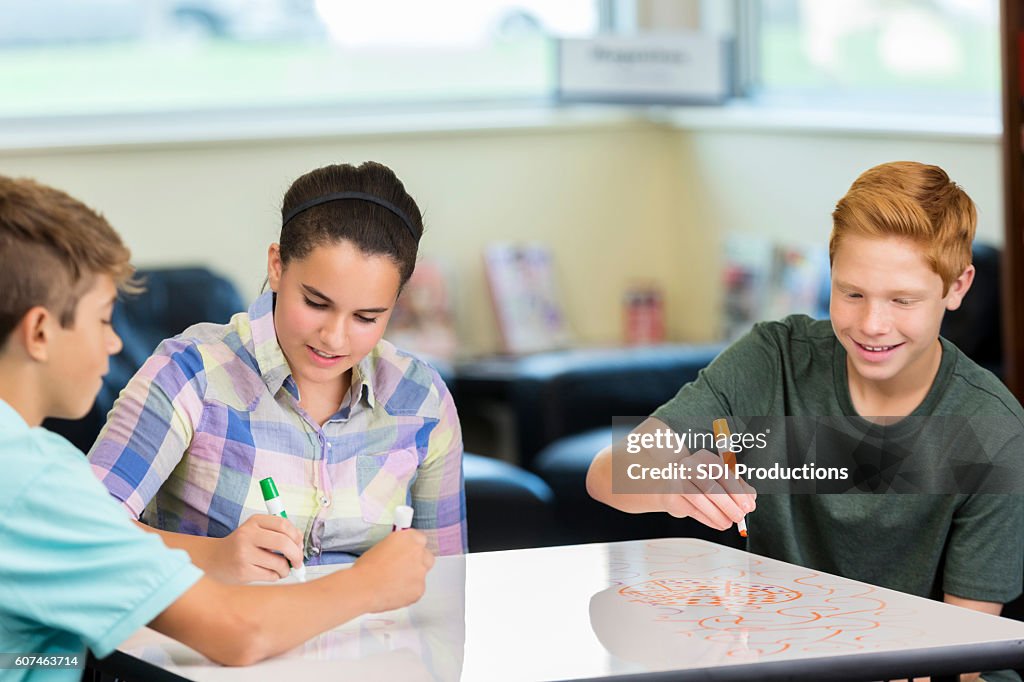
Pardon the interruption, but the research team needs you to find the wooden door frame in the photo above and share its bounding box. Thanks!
[1001,0,1024,399]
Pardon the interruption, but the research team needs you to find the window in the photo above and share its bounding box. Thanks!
[753,0,1000,116]
[0,0,603,120]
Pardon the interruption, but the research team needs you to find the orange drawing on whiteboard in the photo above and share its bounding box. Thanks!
[621,578,801,608]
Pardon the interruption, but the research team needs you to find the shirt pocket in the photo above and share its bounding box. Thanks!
[356,447,420,525]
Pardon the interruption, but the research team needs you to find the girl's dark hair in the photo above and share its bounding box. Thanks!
[279,162,423,286]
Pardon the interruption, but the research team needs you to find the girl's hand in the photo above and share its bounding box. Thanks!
[207,514,305,583]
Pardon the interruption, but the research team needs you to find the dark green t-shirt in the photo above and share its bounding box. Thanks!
[653,314,1024,604]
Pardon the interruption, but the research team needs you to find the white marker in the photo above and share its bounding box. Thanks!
[392,504,414,532]
[259,477,307,582]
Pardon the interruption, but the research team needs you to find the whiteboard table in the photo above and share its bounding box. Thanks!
[94,538,1024,681]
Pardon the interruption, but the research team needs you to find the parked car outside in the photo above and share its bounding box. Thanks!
[312,0,599,48]
[0,0,323,46]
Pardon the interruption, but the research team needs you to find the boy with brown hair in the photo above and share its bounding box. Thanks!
[588,162,1024,667]
[0,175,434,680]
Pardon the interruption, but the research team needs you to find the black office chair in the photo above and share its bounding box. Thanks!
[939,242,1003,379]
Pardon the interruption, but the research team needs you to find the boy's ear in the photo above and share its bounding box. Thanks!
[944,264,976,312]
[7,306,55,362]
[267,243,283,292]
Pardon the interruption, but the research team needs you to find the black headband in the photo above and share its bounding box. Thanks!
[281,191,418,239]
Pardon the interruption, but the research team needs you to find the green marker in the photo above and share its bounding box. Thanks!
[260,476,307,582]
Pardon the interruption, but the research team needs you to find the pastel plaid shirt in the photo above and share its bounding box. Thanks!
[88,291,466,564]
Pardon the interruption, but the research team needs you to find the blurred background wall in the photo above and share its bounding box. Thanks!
[0,123,998,354]
[0,0,1003,355]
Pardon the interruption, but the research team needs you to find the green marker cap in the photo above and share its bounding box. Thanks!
[260,477,279,501]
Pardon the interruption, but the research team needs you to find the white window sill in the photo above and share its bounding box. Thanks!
[0,103,652,154]
[0,100,1001,154]
[654,101,1000,142]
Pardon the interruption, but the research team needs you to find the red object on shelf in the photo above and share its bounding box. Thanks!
[624,285,666,346]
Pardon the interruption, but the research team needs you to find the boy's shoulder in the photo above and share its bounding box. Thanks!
[704,314,834,385]
[751,314,835,345]
[939,338,1024,422]
[0,414,91,513]
[731,314,836,366]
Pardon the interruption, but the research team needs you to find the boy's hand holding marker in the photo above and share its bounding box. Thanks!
[350,504,435,613]
[586,417,755,532]
[656,446,756,532]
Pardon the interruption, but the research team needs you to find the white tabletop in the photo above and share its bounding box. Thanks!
[106,538,1024,681]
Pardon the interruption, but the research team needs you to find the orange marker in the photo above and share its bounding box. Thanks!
[712,418,748,537]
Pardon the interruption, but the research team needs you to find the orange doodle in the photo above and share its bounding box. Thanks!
[621,578,801,608]
[593,540,929,664]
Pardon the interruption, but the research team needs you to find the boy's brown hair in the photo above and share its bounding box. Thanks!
[0,176,137,347]
[830,161,976,295]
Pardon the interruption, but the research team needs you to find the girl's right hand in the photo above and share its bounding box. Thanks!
[207,514,305,584]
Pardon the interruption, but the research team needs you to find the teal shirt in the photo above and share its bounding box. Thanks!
[653,315,1024,603]
[0,399,203,682]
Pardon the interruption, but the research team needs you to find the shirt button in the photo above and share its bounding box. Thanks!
[310,547,321,556]
[319,495,330,507]
[326,442,332,449]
